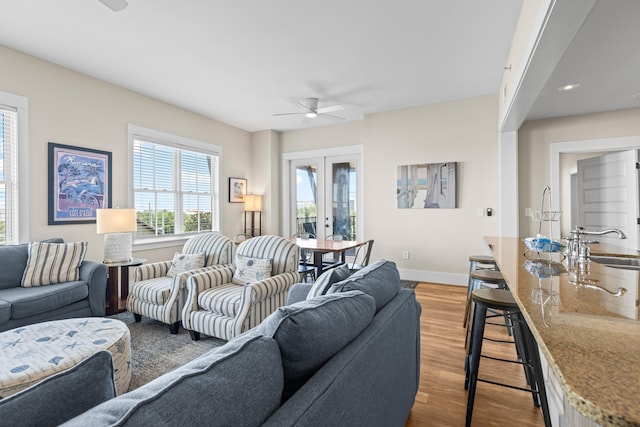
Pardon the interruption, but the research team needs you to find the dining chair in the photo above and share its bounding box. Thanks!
[322,234,350,267]
[349,239,374,273]
[292,232,316,282]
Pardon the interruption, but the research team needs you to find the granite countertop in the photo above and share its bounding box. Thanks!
[485,237,640,427]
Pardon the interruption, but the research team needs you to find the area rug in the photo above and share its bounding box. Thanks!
[108,312,226,391]
[400,280,419,289]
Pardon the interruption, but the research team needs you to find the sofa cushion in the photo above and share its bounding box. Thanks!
[21,242,87,287]
[0,299,10,324]
[0,239,64,291]
[0,282,88,319]
[328,259,400,312]
[0,350,116,426]
[0,244,29,291]
[232,254,272,285]
[255,290,376,402]
[306,263,351,299]
[166,252,205,277]
[62,334,283,427]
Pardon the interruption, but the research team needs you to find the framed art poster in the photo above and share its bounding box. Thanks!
[48,142,112,225]
[229,177,247,203]
[397,162,457,209]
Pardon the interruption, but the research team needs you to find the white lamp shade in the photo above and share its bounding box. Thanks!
[96,209,137,234]
[244,195,262,212]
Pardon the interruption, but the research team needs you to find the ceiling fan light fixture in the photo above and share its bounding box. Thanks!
[305,112,317,118]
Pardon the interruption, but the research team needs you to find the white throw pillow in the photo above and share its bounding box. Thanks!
[21,241,87,287]
[166,252,205,277]
[232,254,272,285]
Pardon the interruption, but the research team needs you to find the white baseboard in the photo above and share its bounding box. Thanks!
[398,268,467,287]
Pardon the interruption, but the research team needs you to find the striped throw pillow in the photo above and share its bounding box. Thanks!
[307,264,351,299]
[21,241,88,287]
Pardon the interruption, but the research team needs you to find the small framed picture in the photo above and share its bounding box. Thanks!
[229,177,247,203]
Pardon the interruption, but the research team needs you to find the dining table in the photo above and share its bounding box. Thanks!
[288,238,366,276]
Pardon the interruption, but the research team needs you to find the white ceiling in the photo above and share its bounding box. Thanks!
[527,0,640,121]
[2,1,636,133]
[0,0,524,132]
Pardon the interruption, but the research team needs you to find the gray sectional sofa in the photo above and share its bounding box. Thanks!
[0,259,421,426]
[0,239,108,331]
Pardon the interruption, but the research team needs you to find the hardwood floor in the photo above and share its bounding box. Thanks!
[405,283,545,427]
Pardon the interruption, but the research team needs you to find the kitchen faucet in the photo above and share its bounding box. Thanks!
[566,226,626,261]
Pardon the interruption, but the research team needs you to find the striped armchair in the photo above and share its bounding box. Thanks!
[126,232,234,334]
[182,235,300,341]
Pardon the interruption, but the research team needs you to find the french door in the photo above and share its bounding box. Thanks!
[283,147,362,241]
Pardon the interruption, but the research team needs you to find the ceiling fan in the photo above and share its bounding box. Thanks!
[273,98,344,121]
[99,0,128,12]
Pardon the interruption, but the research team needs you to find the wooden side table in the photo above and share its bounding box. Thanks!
[105,258,145,315]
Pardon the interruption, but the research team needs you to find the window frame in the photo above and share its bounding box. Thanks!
[0,90,29,244]
[128,124,221,250]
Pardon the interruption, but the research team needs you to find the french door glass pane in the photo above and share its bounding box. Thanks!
[295,164,318,236]
[331,162,356,240]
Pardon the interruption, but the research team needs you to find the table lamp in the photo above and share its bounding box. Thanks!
[244,195,262,237]
[97,208,137,263]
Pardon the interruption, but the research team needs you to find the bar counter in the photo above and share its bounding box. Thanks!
[485,237,639,427]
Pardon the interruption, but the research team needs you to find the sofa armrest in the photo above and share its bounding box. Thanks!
[286,283,312,305]
[80,260,108,316]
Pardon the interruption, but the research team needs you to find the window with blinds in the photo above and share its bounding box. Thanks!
[132,135,218,238]
[0,105,19,245]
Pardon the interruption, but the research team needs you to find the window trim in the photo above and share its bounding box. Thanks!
[0,90,29,244]
[127,124,222,249]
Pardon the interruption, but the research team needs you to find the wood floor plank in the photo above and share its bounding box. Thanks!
[405,283,545,427]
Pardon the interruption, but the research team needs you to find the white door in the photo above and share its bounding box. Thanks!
[286,150,362,241]
[576,150,639,250]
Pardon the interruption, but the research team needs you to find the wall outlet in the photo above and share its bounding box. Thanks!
[525,207,532,217]
[402,251,410,260]
[477,208,485,217]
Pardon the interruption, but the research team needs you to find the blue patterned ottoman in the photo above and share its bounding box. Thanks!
[0,317,131,397]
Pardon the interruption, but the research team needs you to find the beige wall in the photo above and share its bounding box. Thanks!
[249,130,280,236]
[0,44,252,263]
[518,107,640,238]
[281,95,500,284]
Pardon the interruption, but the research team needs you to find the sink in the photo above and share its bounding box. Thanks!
[590,255,640,270]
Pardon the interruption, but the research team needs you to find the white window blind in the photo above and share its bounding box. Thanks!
[132,135,218,238]
[0,105,19,245]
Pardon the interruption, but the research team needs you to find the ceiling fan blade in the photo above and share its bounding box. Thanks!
[99,0,128,12]
[318,113,345,121]
[273,112,305,117]
[294,101,314,113]
[317,104,343,114]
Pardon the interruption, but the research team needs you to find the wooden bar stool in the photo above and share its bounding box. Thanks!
[464,288,551,427]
